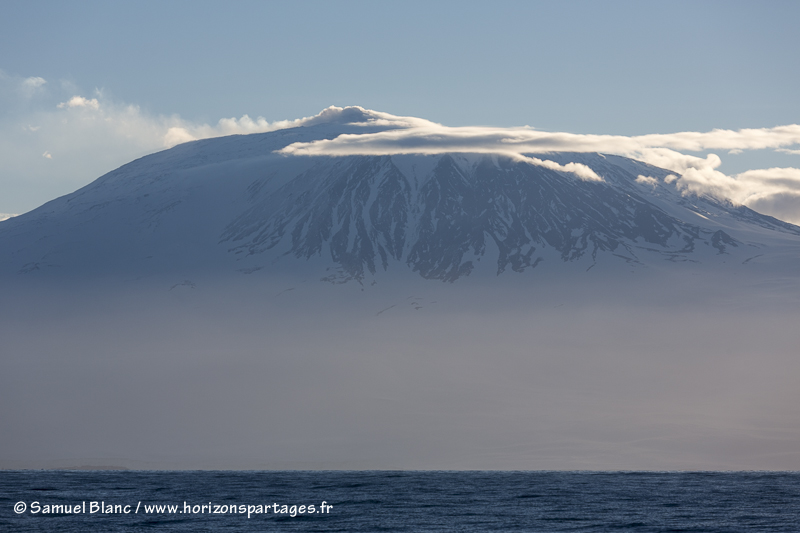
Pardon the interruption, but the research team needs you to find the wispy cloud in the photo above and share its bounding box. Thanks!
[20,76,46,97]
[57,95,100,110]
[726,168,800,224]
[1,76,366,212]
[636,175,659,187]
[159,105,434,148]
[279,121,800,157]
[510,154,601,181]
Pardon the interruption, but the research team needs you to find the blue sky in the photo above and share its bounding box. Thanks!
[3,0,800,216]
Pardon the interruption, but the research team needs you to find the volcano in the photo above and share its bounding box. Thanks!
[1,106,798,283]
[2,107,800,472]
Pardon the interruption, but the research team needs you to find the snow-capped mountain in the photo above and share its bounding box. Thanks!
[1,106,799,283]
[4,107,800,472]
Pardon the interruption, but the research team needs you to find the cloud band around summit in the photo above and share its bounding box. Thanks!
[280,117,800,157]
[276,107,800,224]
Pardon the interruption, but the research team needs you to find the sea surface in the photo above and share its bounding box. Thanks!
[1,471,799,532]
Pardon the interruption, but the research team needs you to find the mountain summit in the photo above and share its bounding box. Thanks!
[1,106,798,282]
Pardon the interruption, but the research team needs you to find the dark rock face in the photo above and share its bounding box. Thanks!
[711,230,739,253]
[222,156,414,280]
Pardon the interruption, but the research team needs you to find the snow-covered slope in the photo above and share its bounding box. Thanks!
[1,108,799,283]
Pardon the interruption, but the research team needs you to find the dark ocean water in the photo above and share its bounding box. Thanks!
[1,471,799,532]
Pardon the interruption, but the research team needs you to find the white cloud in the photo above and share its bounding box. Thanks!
[20,76,46,97]
[279,121,800,159]
[57,95,100,110]
[163,126,197,148]
[42,151,52,159]
[159,105,430,148]
[721,168,800,224]
[23,76,46,88]
[636,175,659,187]
[0,213,18,222]
[510,153,602,181]
[1,70,46,107]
